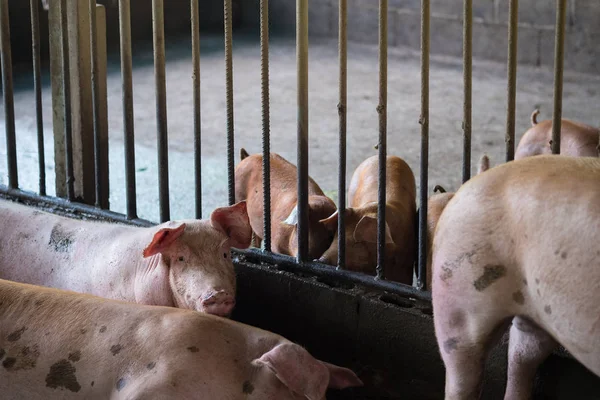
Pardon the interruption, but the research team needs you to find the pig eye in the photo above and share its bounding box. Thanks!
[223,253,228,259]
[178,256,185,262]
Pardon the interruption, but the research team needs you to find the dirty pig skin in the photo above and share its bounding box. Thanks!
[0,279,363,399]
[235,148,337,260]
[431,155,600,399]
[0,200,252,317]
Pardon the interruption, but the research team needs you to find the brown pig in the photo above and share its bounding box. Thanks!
[425,154,489,288]
[515,109,599,159]
[431,155,600,399]
[234,149,337,260]
[317,155,416,284]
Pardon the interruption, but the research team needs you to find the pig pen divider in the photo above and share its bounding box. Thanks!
[0,0,569,297]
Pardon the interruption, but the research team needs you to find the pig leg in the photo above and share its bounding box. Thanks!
[504,317,558,400]
[434,289,512,400]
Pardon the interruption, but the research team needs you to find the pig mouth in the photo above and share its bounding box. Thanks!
[199,291,236,317]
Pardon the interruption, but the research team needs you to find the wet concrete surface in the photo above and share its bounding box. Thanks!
[1,33,600,223]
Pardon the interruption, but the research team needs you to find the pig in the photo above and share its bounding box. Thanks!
[0,199,252,317]
[425,154,489,288]
[235,148,337,260]
[431,155,600,399]
[317,155,416,284]
[0,278,363,399]
[515,109,600,159]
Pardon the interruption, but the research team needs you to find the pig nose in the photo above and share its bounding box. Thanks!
[201,291,235,317]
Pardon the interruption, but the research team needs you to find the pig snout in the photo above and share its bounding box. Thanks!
[200,291,236,317]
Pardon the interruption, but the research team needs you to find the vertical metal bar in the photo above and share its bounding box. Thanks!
[191,0,202,219]
[296,0,309,263]
[0,0,17,189]
[376,0,388,280]
[462,0,472,183]
[94,4,109,209]
[61,0,75,200]
[31,0,45,195]
[119,0,137,219]
[505,0,518,162]
[89,0,105,208]
[417,0,430,291]
[224,0,235,205]
[260,0,272,252]
[337,0,347,269]
[153,0,170,222]
[551,0,566,155]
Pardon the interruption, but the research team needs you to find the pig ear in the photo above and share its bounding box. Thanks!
[477,154,490,174]
[281,205,299,227]
[143,223,186,258]
[252,343,329,400]
[319,210,339,230]
[210,201,252,249]
[353,215,395,246]
[322,361,364,390]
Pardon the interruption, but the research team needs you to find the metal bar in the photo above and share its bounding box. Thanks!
[376,0,388,280]
[30,0,45,195]
[119,0,137,219]
[0,0,17,189]
[505,0,518,162]
[89,0,105,208]
[462,0,472,183]
[153,0,170,222]
[337,0,347,269]
[61,0,75,200]
[240,248,432,302]
[191,0,202,219]
[296,0,309,263]
[224,0,235,205]
[417,0,430,291]
[260,0,272,252]
[551,0,567,155]
[94,4,109,209]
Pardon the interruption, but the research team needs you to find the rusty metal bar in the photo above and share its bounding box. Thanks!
[191,0,202,219]
[376,0,388,280]
[0,0,17,189]
[260,0,272,252]
[296,0,309,263]
[30,0,45,195]
[337,0,347,269]
[119,0,137,219]
[152,0,170,222]
[224,0,235,205]
[417,0,430,291]
[551,0,567,155]
[61,0,75,200]
[505,0,518,162]
[462,0,472,183]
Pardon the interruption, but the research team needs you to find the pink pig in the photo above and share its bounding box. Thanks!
[431,155,600,399]
[0,200,252,317]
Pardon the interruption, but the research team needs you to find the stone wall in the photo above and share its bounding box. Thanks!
[270,0,600,76]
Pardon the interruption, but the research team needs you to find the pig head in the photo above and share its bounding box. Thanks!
[138,201,252,316]
[515,109,600,159]
[317,155,416,284]
[235,149,337,260]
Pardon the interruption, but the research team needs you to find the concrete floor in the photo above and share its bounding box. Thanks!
[2,33,600,223]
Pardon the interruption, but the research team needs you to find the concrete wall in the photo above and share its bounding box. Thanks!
[270,0,600,76]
